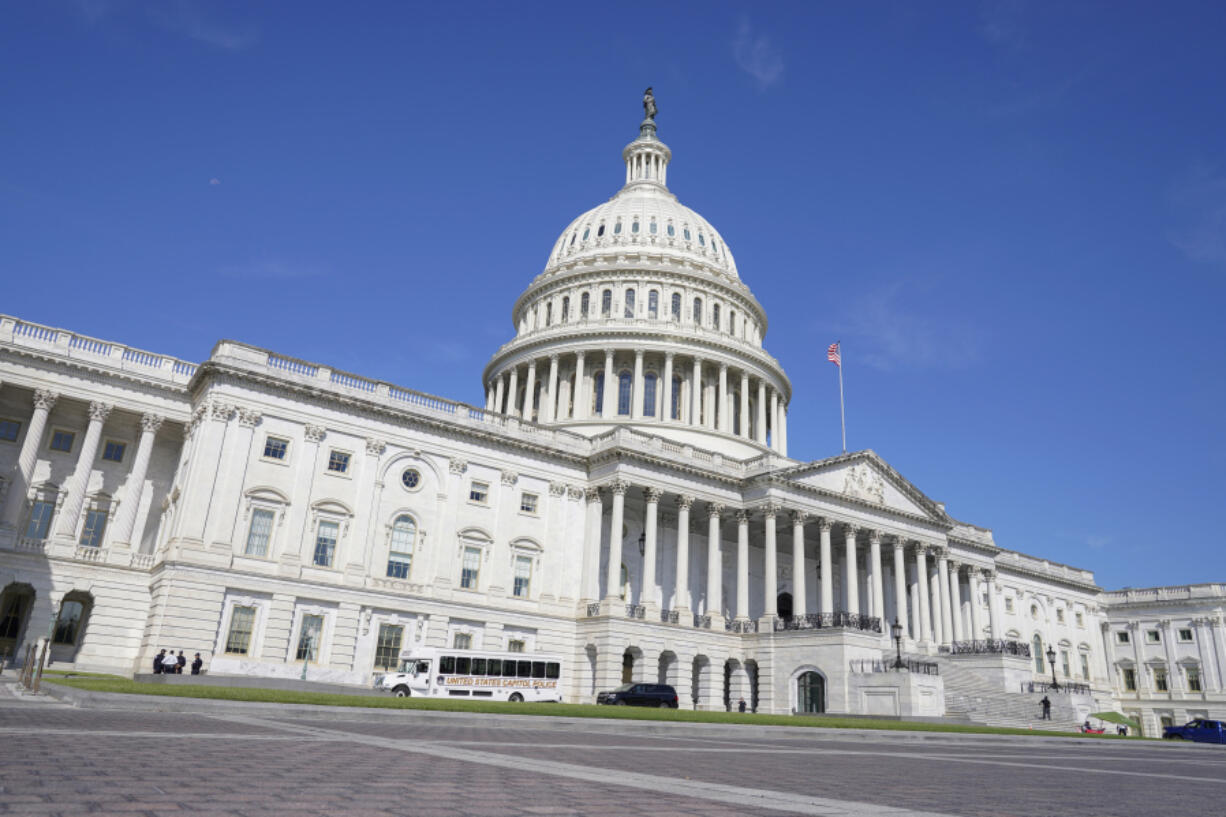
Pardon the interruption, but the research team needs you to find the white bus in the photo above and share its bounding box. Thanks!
[373,647,564,703]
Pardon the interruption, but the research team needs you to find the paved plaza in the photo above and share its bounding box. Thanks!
[0,692,1223,817]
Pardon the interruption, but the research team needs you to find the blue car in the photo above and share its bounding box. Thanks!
[1162,719,1226,744]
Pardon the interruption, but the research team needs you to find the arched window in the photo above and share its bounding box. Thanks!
[597,223,605,237]
[671,293,681,320]
[601,289,612,317]
[712,304,720,330]
[624,288,636,318]
[649,219,657,234]
[580,292,590,318]
[648,290,658,318]
[643,374,657,416]
[387,515,415,579]
[614,220,622,234]
[582,227,590,241]
[632,220,640,234]
[617,371,633,416]
[692,297,702,324]
[667,223,675,236]
[569,232,576,246]
[561,296,570,322]
[593,372,604,416]
[1033,635,1045,674]
[698,232,706,246]
[53,595,90,646]
[797,671,825,714]
[683,227,691,241]
[671,376,683,420]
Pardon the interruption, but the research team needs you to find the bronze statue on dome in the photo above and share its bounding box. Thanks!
[643,87,657,121]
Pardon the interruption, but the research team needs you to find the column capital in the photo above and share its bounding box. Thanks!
[719,362,728,373]
[33,388,59,411]
[526,359,537,372]
[674,494,694,511]
[634,348,644,360]
[365,437,387,456]
[448,457,468,474]
[608,479,629,496]
[236,408,261,428]
[88,401,114,423]
[818,517,833,533]
[549,481,568,497]
[575,350,586,362]
[929,544,948,559]
[643,486,663,503]
[981,568,996,581]
[567,486,585,501]
[501,469,519,486]
[893,535,909,551]
[209,401,235,422]
[790,510,810,526]
[549,353,560,363]
[736,509,751,525]
[867,529,881,544]
[584,487,602,503]
[303,423,325,443]
[664,350,676,361]
[707,502,725,519]
[844,523,859,539]
[759,500,781,518]
[140,413,165,434]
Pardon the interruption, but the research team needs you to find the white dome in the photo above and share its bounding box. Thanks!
[544,125,739,279]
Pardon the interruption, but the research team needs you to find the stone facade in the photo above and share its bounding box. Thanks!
[0,109,1221,730]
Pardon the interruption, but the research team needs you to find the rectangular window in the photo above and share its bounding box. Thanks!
[373,624,403,671]
[1061,650,1071,678]
[49,430,75,453]
[1056,609,1064,624]
[312,520,339,567]
[671,293,681,320]
[79,509,107,548]
[1117,631,1130,644]
[692,297,702,324]
[712,303,720,329]
[1178,628,1194,643]
[1188,668,1202,692]
[1004,598,1014,613]
[453,632,472,650]
[25,500,55,540]
[513,555,532,598]
[601,290,612,317]
[1080,653,1090,680]
[224,607,256,654]
[245,508,275,557]
[519,493,538,514]
[295,614,324,662]
[1122,667,1136,691]
[1154,668,1168,692]
[263,436,288,460]
[1146,630,1160,644]
[507,639,525,653]
[545,302,552,326]
[468,481,489,504]
[101,440,126,463]
[0,419,20,442]
[1076,611,1084,627]
[648,290,658,319]
[624,288,636,318]
[460,546,481,589]
[326,450,350,474]
[580,292,590,317]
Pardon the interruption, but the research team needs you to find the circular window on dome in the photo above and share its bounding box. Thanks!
[401,469,422,491]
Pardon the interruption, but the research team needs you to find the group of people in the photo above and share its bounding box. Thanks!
[153,649,202,675]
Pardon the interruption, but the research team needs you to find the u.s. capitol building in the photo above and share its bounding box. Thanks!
[1,101,1221,736]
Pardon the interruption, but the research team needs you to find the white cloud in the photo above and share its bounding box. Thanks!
[209,178,221,186]
[147,0,257,51]
[1167,162,1226,266]
[732,19,784,90]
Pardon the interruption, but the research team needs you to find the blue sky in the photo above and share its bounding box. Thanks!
[4,1,1224,589]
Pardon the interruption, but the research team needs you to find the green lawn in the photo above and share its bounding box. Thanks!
[41,676,1128,739]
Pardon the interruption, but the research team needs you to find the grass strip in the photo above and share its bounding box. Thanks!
[43,676,1128,739]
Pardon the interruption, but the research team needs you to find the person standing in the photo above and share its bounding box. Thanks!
[152,649,165,675]
[176,651,187,674]
[1040,695,1052,720]
[191,653,203,675]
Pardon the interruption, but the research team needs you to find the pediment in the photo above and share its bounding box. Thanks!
[777,450,951,523]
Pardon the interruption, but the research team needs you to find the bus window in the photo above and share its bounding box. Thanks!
[440,656,456,674]
[472,658,487,676]
[414,660,430,676]
[488,659,502,676]
[517,660,531,678]
[532,661,546,678]
[546,662,560,680]
[456,657,471,674]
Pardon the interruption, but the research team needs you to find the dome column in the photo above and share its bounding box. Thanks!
[662,353,675,422]
[770,389,780,452]
[718,364,729,434]
[494,374,505,415]
[523,361,537,421]
[740,371,750,439]
[690,358,702,426]
[632,350,645,420]
[673,495,693,617]
[780,404,788,456]
[507,367,519,418]
[602,350,616,417]
[544,355,559,423]
[574,352,587,420]
[756,380,767,444]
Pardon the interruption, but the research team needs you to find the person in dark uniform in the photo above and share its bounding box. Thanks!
[153,649,166,674]
[176,651,187,674]
[191,653,203,675]
[1040,696,1052,720]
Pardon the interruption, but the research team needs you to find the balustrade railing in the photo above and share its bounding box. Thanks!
[660,609,680,624]
[1024,680,1090,695]
[585,603,601,617]
[850,658,940,675]
[773,612,882,633]
[694,614,712,629]
[625,604,646,619]
[945,639,1031,658]
[726,619,757,633]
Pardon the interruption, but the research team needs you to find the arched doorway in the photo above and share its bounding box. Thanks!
[621,649,635,683]
[0,583,35,660]
[50,591,93,664]
[797,671,825,714]
[777,592,793,619]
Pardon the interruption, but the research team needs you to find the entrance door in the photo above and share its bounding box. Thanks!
[797,671,825,714]
[621,651,634,683]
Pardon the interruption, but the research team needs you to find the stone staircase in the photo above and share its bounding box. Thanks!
[933,657,1088,732]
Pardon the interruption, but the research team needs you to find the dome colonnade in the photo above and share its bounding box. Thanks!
[482,109,791,457]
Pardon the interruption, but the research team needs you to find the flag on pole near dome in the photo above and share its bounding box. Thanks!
[829,341,846,453]
[827,342,841,366]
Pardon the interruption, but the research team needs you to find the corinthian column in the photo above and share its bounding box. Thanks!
[948,560,964,642]
[55,401,112,539]
[602,350,616,417]
[739,371,750,438]
[936,548,953,646]
[507,367,520,418]
[109,413,164,548]
[868,530,885,623]
[762,503,779,619]
[706,503,724,623]
[642,488,661,613]
[632,350,645,420]
[915,546,932,642]
[662,353,675,422]
[893,537,909,639]
[818,518,833,615]
[690,358,702,425]
[844,525,860,615]
[718,364,729,433]
[1,389,57,528]
[674,495,693,615]
[574,352,587,420]
[603,480,628,601]
[791,512,808,618]
[522,361,537,421]
[544,355,559,423]
[984,569,1001,639]
[735,510,750,620]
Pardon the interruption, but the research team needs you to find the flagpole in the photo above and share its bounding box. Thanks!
[837,341,846,453]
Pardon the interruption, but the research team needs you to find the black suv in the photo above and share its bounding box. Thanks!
[596,683,679,708]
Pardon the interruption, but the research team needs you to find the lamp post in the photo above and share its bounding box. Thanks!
[891,617,905,670]
[1046,645,1059,691]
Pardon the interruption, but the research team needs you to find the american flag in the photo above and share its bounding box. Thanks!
[827,342,841,367]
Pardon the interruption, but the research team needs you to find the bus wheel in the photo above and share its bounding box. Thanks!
[393,686,411,698]
[508,693,524,703]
